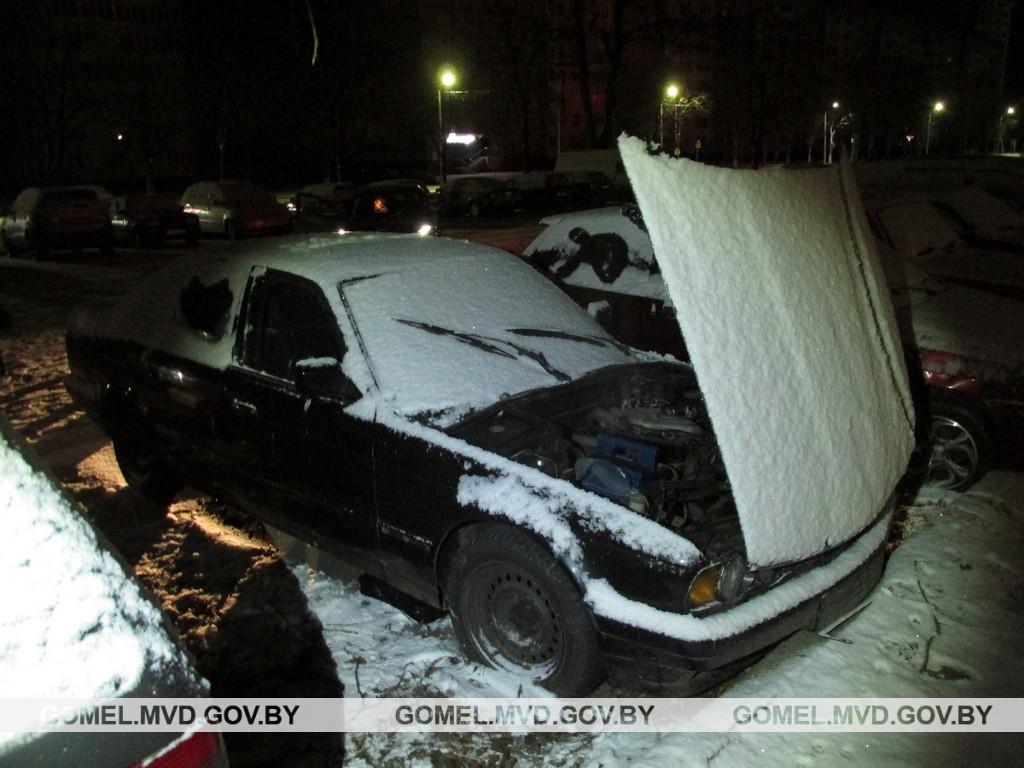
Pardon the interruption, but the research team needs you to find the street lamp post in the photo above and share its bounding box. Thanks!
[999,106,1017,153]
[925,100,944,156]
[660,83,679,149]
[437,68,456,184]
[822,101,839,165]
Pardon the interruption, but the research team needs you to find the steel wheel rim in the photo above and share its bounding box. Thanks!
[926,415,979,489]
[467,563,563,675]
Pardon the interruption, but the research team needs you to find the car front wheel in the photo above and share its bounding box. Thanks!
[445,525,605,695]
[925,400,991,491]
[112,424,181,505]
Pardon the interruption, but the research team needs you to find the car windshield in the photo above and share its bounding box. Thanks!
[125,194,180,214]
[358,188,425,215]
[337,251,630,426]
[219,183,274,204]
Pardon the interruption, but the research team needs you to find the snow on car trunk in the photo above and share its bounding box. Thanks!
[0,422,190,731]
[619,137,914,566]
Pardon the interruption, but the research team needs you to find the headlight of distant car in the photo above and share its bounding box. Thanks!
[417,223,433,236]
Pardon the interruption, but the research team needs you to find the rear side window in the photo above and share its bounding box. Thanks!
[242,272,344,380]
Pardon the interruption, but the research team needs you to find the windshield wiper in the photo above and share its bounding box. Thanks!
[396,319,516,359]
[396,319,570,382]
[506,327,606,346]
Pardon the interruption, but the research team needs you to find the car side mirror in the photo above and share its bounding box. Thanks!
[294,357,359,400]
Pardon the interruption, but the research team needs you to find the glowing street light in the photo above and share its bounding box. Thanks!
[926,100,945,156]
[999,106,1018,153]
[823,100,841,165]
[659,83,682,149]
[437,68,458,183]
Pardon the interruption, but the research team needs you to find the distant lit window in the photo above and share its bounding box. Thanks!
[372,197,388,214]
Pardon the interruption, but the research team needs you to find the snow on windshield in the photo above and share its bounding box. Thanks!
[620,136,915,566]
[0,426,189,713]
[339,250,630,426]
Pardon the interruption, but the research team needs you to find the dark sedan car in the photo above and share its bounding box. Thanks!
[346,181,437,235]
[65,234,896,695]
[439,176,520,218]
[111,194,200,248]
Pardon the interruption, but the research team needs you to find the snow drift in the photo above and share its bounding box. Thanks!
[619,136,914,566]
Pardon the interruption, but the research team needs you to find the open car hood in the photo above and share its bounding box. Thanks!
[619,137,914,566]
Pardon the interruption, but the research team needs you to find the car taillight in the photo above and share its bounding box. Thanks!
[131,729,224,768]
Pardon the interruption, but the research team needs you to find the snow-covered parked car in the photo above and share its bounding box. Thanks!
[0,418,228,767]
[64,143,912,695]
[181,181,293,240]
[1,186,114,258]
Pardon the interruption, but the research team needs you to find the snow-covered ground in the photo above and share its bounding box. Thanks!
[1,219,1023,767]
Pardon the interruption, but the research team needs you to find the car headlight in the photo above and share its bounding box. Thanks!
[687,553,747,608]
[417,223,433,236]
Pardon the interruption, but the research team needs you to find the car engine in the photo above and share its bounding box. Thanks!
[449,363,732,535]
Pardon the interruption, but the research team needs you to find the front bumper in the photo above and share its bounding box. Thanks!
[595,521,888,693]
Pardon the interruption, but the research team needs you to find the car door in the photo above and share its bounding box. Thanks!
[224,268,378,553]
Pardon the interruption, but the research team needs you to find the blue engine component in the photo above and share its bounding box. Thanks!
[576,433,661,507]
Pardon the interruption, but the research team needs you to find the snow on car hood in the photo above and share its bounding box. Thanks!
[339,250,631,426]
[619,136,915,566]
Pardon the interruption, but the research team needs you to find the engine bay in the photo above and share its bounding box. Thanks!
[449,362,740,551]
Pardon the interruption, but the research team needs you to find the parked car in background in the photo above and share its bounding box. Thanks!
[523,205,1024,491]
[293,182,357,218]
[181,181,292,240]
[111,193,200,248]
[346,181,437,234]
[440,176,521,217]
[564,171,617,207]
[65,232,898,695]
[0,417,228,768]
[1,186,113,257]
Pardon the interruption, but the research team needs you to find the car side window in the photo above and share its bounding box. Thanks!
[243,274,344,381]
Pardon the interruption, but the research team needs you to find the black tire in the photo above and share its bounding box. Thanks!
[925,398,992,491]
[444,525,605,695]
[111,424,181,505]
[225,219,244,240]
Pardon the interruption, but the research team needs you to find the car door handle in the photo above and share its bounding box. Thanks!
[232,398,258,415]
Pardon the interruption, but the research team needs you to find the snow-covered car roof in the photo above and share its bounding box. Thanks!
[74,235,632,426]
[0,421,197,743]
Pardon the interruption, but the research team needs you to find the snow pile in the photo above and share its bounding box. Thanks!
[0,426,187,709]
[619,136,914,566]
[523,207,670,301]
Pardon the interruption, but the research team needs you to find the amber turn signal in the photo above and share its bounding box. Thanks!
[688,565,721,606]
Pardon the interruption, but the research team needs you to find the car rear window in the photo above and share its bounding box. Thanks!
[41,189,100,206]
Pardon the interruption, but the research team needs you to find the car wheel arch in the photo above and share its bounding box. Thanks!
[433,519,587,609]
